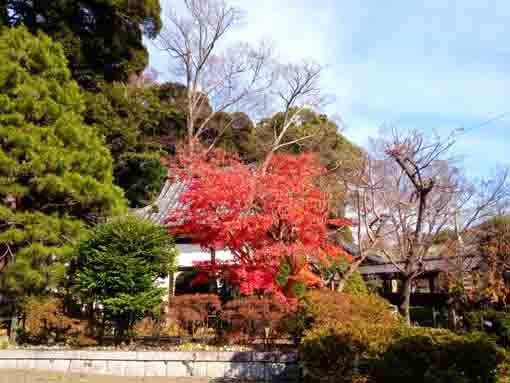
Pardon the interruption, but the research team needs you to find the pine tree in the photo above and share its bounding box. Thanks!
[0,27,126,297]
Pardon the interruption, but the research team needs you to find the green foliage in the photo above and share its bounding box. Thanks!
[276,260,307,298]
[465,309,510,348]
[327,260,368,296]
[293,290,399,354]
[69,216,176,336]
[114,152,167,208]
[373,328,507,383]
[1,0,162,89]
[255,109,363,170]
[301,324,393,383]
[344,271,369,296]
[0,27,125,297]
[301,299,507,383]
[85,81,186,207]
[300,291,400,382]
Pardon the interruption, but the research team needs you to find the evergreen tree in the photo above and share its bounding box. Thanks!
[0,0,161,89]
[0,27,126,297]
[69,216,176,338]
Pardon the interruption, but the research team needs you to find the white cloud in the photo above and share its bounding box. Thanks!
[148,0,510,174]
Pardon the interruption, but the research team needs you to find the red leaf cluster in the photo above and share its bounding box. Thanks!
[166,146,351,297]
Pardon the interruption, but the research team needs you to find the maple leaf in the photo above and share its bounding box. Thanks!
[166,145,352,298]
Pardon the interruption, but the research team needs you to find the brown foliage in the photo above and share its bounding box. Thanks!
[167,294,221,336]
[304,289,399,329]
[220,296,292,339]
[22,297,96,346]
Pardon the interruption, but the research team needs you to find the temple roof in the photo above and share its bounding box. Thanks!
[133,180,185,225]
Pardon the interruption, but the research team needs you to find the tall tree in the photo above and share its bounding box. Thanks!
[0,27,125,297]
[259,61,328,174]
[85,76,174,207]
[166,145,351,298]
[156,0,274,150]
[254,108,363,215]
[0,0,162,89]
[370,129,510,322]
[471,215,510,304]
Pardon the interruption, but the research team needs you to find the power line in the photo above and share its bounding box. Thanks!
[461,111,510,134]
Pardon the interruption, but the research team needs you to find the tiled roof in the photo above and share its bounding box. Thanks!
[133,180,186,225]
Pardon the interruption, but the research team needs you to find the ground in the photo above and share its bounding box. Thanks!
[0,370,259,383]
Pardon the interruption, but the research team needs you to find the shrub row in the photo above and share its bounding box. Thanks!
[300,291,509,383]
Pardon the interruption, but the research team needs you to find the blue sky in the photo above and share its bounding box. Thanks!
[147,1,510,176]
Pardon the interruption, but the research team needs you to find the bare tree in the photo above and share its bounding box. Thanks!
[366,129,510,323]
[260,60,328,173]
[333,156,392,292]
[156,0,274,150]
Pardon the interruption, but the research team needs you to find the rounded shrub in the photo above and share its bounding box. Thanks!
[373,327,507,383]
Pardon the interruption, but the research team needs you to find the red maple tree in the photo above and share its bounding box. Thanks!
[166,145,351,298]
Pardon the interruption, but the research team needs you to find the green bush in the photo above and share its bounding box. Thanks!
[464,310,510,348]
[300,291,400,382]
[344,271,369,296]
[301,323,396,383]
[68,216,177,339]
[299,291,509,383]
[373,328,507,383]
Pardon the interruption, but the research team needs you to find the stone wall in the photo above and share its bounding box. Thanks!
[0,350,299,381]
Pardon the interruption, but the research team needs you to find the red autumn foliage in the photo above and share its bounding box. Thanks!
[166,145,351,298]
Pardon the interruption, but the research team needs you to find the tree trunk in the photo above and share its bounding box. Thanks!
[187,113,194,150]
[400,276,412,324]
[260,149,275,176]
[336,257,365,292]
[9,313,17,345]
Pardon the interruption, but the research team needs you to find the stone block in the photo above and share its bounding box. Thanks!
[205,361,226,378]
[144,361,166,377]
[49,358,70,372]
[16,358,35,369]
[191,361,208,377]
[69,359,89,374]
[33,359,50,370]
[166,360,190,377]
[193,351,219,361]
[89,360,108,375]
[0,358,16,369]
[106,360,126,376]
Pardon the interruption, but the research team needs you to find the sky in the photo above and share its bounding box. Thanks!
[146,0,510,176]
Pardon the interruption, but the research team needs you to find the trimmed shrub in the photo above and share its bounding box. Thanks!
[300,291,400,382]
[464,309,510,348]
[304,290,400,329]
[301,323,395,383]
[373,328,507,383]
